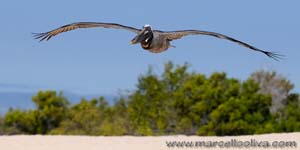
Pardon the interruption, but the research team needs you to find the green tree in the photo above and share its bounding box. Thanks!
[98,98,129,135]
[3,91,69,134]
[51,98,103,135]
[4,109,38,134]
[32,91,69,134]
[0,116,3,134]
[128,72,166,135]
[277,93,300,132]
[127,62,189,135]
[50,96,127,136]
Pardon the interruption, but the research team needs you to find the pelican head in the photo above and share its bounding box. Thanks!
[130,24,152,44]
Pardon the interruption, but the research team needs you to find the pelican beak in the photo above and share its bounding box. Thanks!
[130,36,140,45]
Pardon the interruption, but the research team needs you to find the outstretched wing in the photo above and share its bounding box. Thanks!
[33,22,141,41]
[161,30,283,60]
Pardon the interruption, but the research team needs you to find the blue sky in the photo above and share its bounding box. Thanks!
[0,1,299,95]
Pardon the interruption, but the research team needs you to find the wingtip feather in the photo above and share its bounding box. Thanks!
[264,51,285,61]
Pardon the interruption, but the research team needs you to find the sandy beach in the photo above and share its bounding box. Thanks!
[0,133,299,150]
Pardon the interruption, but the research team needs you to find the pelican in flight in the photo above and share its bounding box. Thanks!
[34,22,283,60]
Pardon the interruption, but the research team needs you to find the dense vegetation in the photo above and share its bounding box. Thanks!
[0,62,299,136]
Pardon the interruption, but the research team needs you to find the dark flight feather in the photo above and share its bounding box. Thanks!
[33,22,140,42]
[161,30,284,60]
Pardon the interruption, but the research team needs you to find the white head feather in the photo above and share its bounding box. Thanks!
[144,24,151,28]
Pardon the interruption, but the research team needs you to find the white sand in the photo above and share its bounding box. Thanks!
[0,133,299,150]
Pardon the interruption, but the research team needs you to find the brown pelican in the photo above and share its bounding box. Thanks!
[33,22,283,60]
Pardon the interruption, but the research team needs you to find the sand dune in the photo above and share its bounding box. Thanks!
[0,133,299,150]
